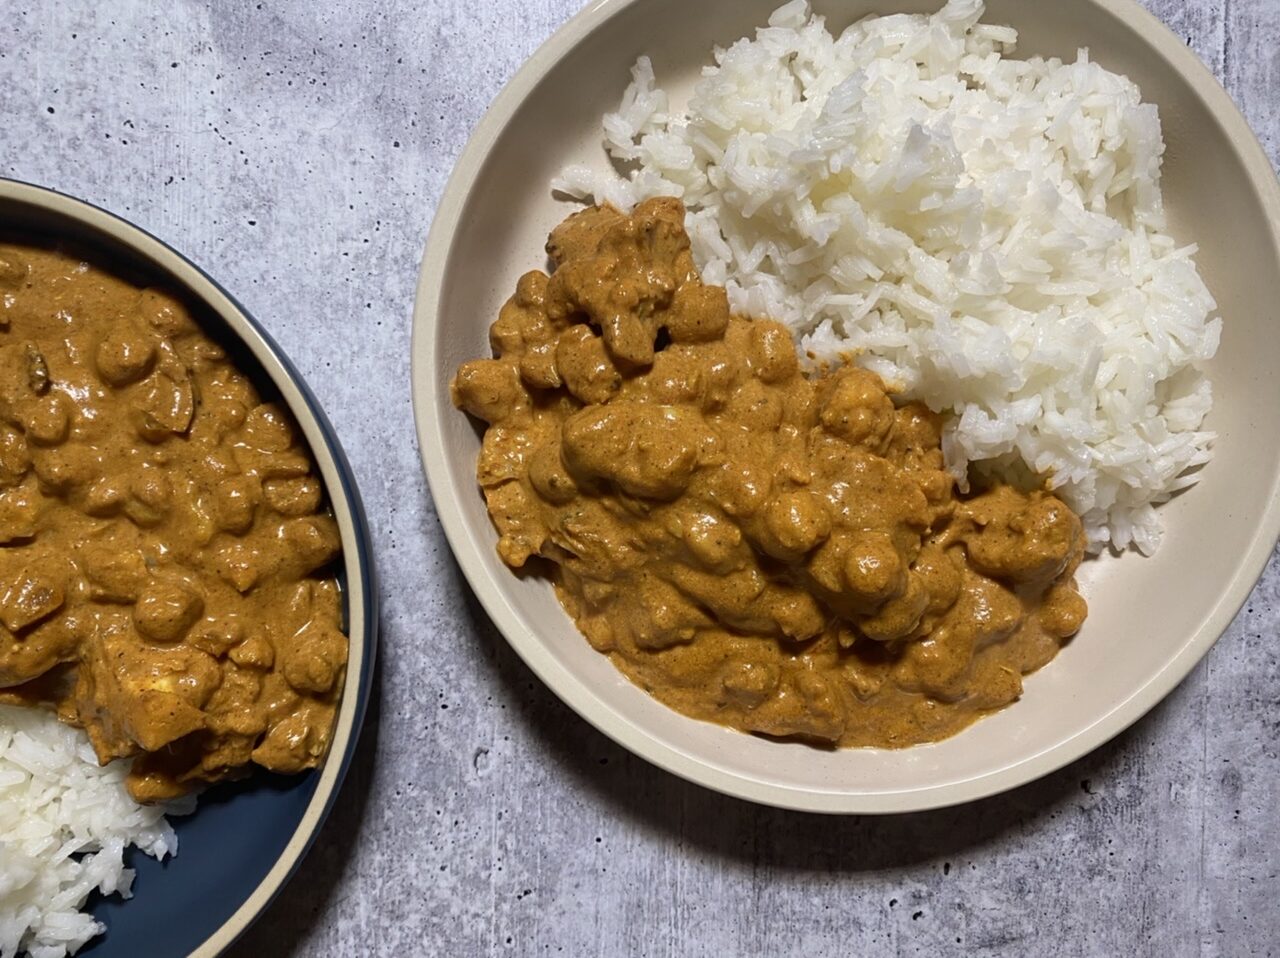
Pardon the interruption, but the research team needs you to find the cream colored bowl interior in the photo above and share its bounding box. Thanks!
[413,0,1280,812]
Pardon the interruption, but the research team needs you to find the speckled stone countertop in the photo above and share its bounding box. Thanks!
[2,1,1278,954]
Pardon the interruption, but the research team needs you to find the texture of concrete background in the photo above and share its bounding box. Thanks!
[2,0,1278,955]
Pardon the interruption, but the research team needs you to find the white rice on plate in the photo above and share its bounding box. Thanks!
[0,706,192,958]
[555,0,1220,554]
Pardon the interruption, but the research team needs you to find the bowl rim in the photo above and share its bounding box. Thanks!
[0,177,379,952]
[411,0,1280,814]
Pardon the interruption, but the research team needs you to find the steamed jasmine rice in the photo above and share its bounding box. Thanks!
[0,707,191,958]
[554,0,1220,554]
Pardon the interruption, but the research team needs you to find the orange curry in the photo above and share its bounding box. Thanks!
[0,241,346,801]
[453,198,1087,747]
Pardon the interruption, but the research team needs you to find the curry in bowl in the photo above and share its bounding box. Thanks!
[452,198,1086,748]
[0,239,347,803]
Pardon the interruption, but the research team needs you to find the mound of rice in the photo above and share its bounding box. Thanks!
[555,0,1220,554]
[0,706,191,958]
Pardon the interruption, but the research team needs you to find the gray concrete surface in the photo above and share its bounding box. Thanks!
[2,0,1277,955]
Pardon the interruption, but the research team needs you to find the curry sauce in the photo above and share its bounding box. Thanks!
[0,241,346,802]
[454,198,1087,748]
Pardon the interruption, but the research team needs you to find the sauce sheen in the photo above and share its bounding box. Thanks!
[0,242,346,802]
[454,199,1087,748]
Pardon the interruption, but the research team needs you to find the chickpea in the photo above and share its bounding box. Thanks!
[710,459,771,518]
[240,403,295,452]
[213,474,260,534]
[134,580,205,643]
[1039,583,1088,639]
[20,392,71,446]
[759,489,832,560]
[681,510,742,570]
[747,321,799,383]
[841,530,906,607]
[31,446,95,495]
[95,327,157,386]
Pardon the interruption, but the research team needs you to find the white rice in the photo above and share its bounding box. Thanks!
[554,0,1220,554]
[0,706,192,958]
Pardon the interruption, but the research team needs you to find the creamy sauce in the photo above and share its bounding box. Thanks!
[0,241,346,802]
[454,199,1087,748]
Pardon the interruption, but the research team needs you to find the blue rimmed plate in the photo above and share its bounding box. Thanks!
[0,178,377,957]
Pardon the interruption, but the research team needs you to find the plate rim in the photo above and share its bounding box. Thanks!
[0,176,379,951]
[411,0,1280,813]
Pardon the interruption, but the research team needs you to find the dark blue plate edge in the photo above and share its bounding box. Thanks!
[0,176,380,957]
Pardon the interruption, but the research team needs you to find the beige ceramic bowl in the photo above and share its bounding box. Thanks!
[413,0,1280,812]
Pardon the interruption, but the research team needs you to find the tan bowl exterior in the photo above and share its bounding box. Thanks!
[413,0,1280,813]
